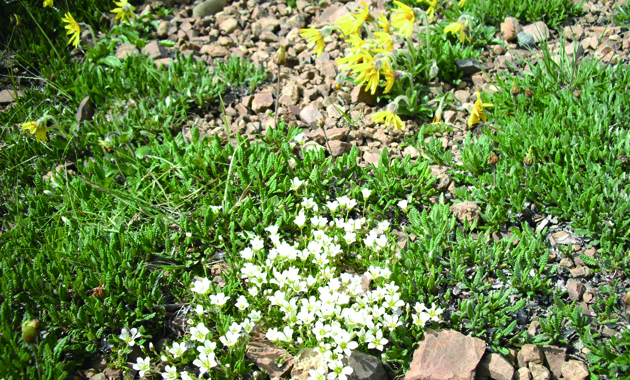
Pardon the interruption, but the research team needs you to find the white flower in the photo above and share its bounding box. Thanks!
[235,295,250,311]
[193,352,217,376]
[343,232,356,244]
[382,314,402,330]
[427,303,443,322]
[249,309,262,323]
[248,286,260,297]
[209,205,222,214]
[326,200,340,212]
[361,188,372,200]
[295,210,307,228]
[265,225,280,235]
[240,247,255,261]
[333,330,358,357]
[397,200,408,212]
[377,220,390,232]
[294,133,305,144]
[220,331,240,348]
[366,330,388,351]
[291,177,305,191]
[132,357,151,378]
[180,371,193,380]
[336,196,357,210]
[209,292,229,308]
[195,305,205,315]
[278,326,294,343]
[328,360,353,380]
[302,197,319,211]
[119,327,140,347]
[197,340,217,355]
[241,318,255,334]
[161,365,178,380]
[190,323,209,342]
[191,277,212,295]
[308,366,328,380]
[311,216,328,229]
[168,341,187,358]
[251,236,265,251]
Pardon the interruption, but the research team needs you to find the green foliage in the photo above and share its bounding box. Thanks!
[466,0,583,29]
[213,54,268,93]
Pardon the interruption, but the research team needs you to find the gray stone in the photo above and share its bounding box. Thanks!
[192,0,227,18]
[561,360,589,380]
[450,201,481,225]
[523,21,550,43]
[541,345,565,380]
[0,89,23,103]
[219,18,239,34]
[455,59,482,75]
[343,350,388,380]
[567,279,585,301]
[300,105,324,125]
[142,40,167,59]
[245,341,293,378]
[517,32,537,49]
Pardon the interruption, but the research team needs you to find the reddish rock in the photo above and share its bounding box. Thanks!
[516,367,532,380]
[449,201,481,225]
[405,329,486,380]
[567,279,585,301]
[351,86,378,105]
[541,345,566,380]
[501,17,521,41]
[517,345,544,368]
[561,360,589,380]
[570,266,591,278]
[219,18,239,34]
[142,40,167,59]
[476,353,514,380]
[528,363,550,380]
[251,92,274,113]
[329,141,352,156]
[523,21,550,43]
[300,106,324,125]
[115,43,139,59]
[246,341,293,378]
[200,45,230,57]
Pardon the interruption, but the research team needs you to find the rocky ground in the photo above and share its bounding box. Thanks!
[3,0,630,379]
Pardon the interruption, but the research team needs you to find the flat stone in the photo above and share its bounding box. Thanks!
[0,89,23,103]
[246,341,293,378]
[517,345,544,368]
[455,59,482,75]
[300,105,324,125]
[115,43,139,59]
[476,353,515,380]
[363,151,382,167]
[291,348,326,380]
[260,31,280,43]
[561,360,589,380]
[142,40,167,59]
[405,329,486,380]
[450,201,481,225]
[343,350,388,380]
[192,0,227,18]
[200,45,230,57]
[252,92,274,113]
[523,21,550,43]
[564,24,584,41]
[350,86,378,105]
[517,32,537,49]
[541,345,565,380]
[501,17,521,41]
[567,279,585,301]
[219,18,239,34]
[329,140,352,156]
[528,363,550,380]
[570,266,591,279]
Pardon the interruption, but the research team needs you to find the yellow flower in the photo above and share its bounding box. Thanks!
[444,20,470,43]
[424,0,438,20]
[373,31,394,52]
[337,0,371,37]
[468,92,493,127]
[459,0,466,6]
[111,0,136,22]
[337,49,370,68]
[345,34,368,53]
[300,28,325,57]
[371,104,405,130]
[391,1,415,38]
[61,12,81,47]
[377,14,390,33]
[43,0,53,8]
[351,50,380,95]
[380,60,395,93]
[21,121,49,143]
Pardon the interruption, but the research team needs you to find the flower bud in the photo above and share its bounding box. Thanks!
[273,46,287,66]
[21,320,39,343]
[525,89,534,98]
[524,147,534,166]
[487,153,498,165]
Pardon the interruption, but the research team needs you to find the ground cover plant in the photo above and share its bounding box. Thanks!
[1,0,630,379]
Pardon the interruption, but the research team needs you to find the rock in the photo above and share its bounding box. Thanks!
[570,266,591,278]
[561,360,589,380]
[567,279,585,301]
[287,14,306,29]
[76,96,94,122]
[405,329,486,380]
[219,18,239,34]
[523,21,550,43]
[0,89,23,103]
[329,141,352,156]
[89,374,107,380]
[501,17,521,41]
[517,32,537,49]
[246,341,293,378]
[528,363,550,380]
[403,146,420,159]
[517,345,544,368]
[192,0,227,18]
[541,346,565,380]
[476,353,515,380]
[564,24,584,41]
[326,127,347,140]
[157,21,169,38]
[260,31,280,43]
[252,92,274,113]
[454,90,470,104]
[343,350,388,380]
[200,45,230,58]
[142,40,167,59]
[300,106,324,125]
[115,43,139,59]
[303,141,325,153]
[455,59,482,75]
[449,201,481,225]
[350,86,378,105]
[291,348,326,380]
[364,151,382,167]
[516,367,532,380]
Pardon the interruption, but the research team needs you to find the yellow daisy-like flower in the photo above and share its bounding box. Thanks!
[468,92,493,127]
[345,34,368,53]
[336,48,370,68]
[111,0,136,22]
[43,0,53,8]
[380,60,395,94]
[377,14,390,33]
[21,120,49,143]
[374,31,394,52]
[300,28,326,57]
[336,0,371,37]
[424,0,438,21]
[371,103,405,130]
[444,20,470,43]
[61,12,81,47]
[391,1,415,38]
[351,50,380,95]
